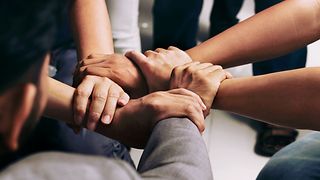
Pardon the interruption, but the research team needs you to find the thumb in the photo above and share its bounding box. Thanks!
[125,51,150,72]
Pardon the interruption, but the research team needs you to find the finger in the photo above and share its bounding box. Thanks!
[171,96,205,132]
[155,48,167,54]
[209,69,229,83]
[194,63,214,71]
[80,66,120,83]
[168,46,180,51]
[125,51,150,71]
[184,63,208,74]
[226,71,233,79]
[177,61,201,70]
[202,65,223,73]
[184,103,205,133]
[169,88,207,111]
[118,91,130,106]
[79,62,110,75]
[77,66,108,86]
[73,77,95,127]
[172,61,200,77]
[170,62,201,89]
[144,50,158,57]
[101,85,121,125]
[87,80,110,130]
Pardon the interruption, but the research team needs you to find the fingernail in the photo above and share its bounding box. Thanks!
[102,115,111,125]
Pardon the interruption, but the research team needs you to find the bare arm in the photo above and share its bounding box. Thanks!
[69,0,114,60]
[45,77,205,148]
[213,68,320,130]
[187,0,320,68]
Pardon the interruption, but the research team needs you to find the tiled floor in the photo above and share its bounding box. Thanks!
[131,0,320,179]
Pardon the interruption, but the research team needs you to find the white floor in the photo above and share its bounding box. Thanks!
[131,0,320,179]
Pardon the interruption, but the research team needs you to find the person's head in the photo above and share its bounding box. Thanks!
[0,0,64,154]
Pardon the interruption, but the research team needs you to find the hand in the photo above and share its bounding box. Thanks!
[74,54,148,98]
[125,46,192,93]
[96,88,206,148]
[170,62,232,115]
[73,75,130,131]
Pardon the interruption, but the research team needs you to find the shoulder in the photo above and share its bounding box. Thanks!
[0,152,139,180]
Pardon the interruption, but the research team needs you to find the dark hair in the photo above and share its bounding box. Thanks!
[0,0,66,93]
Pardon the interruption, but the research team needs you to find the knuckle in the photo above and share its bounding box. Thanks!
[109,91,120,98]
[178,88,188,94]
[101,77,111,83]
[152,91,165,98]
[142,95,160,111]
[144,50,152,55]
[185,104,196,114]
[75,89,91,98]
[214,65,223,70]
[84,75,94,81]
[92,94,107,102]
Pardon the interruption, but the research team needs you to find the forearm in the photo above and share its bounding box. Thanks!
[45,77,150,148]
[69,0,114,60]
[45,77,74,122]
[187,0,320,68]
[138,118,213,180]
[213,68,320,130]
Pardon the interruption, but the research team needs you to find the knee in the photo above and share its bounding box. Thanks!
[257,158,292,180]
[257,157,319,180]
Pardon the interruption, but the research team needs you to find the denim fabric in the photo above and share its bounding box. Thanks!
[257,132,320,180]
